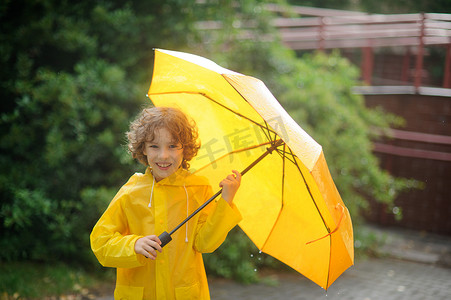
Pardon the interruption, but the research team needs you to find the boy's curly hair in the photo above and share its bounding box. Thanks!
[127,106,200,170]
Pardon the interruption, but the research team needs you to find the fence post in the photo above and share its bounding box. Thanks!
[443,43,451,88]
[362,46,374,85]
[318,16,325,51]
[414,13,425,92]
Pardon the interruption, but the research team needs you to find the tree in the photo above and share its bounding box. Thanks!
[0,0,202,262]
[1,0,416,283]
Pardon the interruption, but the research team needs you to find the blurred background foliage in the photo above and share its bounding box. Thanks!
[0,0,429,293]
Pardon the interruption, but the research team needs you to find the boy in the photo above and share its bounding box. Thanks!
[90,107,242,299]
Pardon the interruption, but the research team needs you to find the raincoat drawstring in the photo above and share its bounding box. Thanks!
[149,176,155,208]
[183,183,189,243]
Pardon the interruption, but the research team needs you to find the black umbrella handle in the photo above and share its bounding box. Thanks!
[156,139,283,248]
[158,231,172,248]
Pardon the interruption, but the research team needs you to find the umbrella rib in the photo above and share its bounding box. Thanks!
[192,141,274,174]
[259,144,300,252]
[149,91,279,136]
[259,120,284,153]
[287,146,330,233]
[327,230,332,289]
[261,121,274,144]
[269,143,298,167]
[282,146,333,288]
[281,143,286,211]
[201,93,280,136]
[259,143,286,252]
[274,148,296,164]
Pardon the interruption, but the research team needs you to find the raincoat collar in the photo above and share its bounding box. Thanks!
[145,167,209,187]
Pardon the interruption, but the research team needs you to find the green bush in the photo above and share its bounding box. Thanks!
[204,227,283,284]
[1,0,195,263]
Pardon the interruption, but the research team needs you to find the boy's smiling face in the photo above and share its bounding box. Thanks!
[145,127,184,182]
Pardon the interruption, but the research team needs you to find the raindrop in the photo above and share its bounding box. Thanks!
[354,240,362,248]
[392,207,400,215]
[253,6,262,13]
[258,257,262,261]
[259,250,262,254]
[254,268,257,272]
[232,20,242,28]
[388,187,395,196]
[146,94,149,97]
[250,254,254,258]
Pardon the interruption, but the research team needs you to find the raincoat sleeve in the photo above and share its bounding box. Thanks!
[194,186,242,253]
[90,177,146,268]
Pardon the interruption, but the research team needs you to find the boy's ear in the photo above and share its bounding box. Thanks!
[142,153,148,165]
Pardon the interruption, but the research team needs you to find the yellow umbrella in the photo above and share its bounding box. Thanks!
[147,48,354,290]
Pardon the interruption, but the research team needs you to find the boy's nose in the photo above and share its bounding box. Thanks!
[158,147,170,158]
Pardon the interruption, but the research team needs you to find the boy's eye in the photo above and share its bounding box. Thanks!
[149,145,158,149]
[170,144,183,150]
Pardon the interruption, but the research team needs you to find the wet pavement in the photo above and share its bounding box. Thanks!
[209,257,451,299]
[209,225,451,300]
[98,225,451,299]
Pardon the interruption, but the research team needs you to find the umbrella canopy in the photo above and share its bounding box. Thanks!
[147,48,354,290]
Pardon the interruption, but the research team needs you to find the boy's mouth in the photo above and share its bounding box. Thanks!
[156,163,172,169]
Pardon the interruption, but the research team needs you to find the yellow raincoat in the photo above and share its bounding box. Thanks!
[90,167,242,300]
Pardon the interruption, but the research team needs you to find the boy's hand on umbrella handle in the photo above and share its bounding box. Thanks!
[135,235,162,260]
[219,170,241,205]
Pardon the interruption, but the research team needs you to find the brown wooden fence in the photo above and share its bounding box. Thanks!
[357,89,451,234]
[266,6,451,234]
[197,5,451,234]
[265,4,451,90]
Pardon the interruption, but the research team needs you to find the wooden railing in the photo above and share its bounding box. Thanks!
[266,5,451,50]
[265,4,451,89]
[197,4,451,90]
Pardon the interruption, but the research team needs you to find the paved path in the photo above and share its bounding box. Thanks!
[208,225,451,300]
[208,257,451,300]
